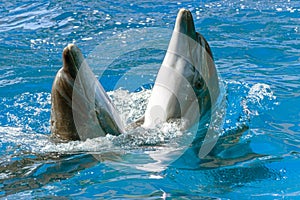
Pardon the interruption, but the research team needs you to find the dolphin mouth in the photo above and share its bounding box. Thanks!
[174,9,196,39]
[62,44,84,79]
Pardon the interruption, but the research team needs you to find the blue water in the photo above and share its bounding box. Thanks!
[0,0,299,199]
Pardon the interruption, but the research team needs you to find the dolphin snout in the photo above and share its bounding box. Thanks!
[177,8,192,21]
[174,9,196,39]
[63,44,76,58]
[63,44,81,61]
[62,44,84,79]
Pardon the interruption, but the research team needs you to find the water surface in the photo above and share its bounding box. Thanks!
[0,0,299,198]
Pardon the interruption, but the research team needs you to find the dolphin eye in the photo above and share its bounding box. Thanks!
[195,77,204,90]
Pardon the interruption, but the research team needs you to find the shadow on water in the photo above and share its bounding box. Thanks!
[163,129,280,197]
[171,121,266,170]
[161,163,280,198]
[0,152,279,198]
[162,109,281,197]
[0,153,98,197]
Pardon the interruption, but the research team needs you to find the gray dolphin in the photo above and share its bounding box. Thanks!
[51,44,124,141]
[143,8,221,130]
[141,9,226,159]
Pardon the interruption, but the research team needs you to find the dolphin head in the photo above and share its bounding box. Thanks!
[171,8,219,116]
[62,44,84,80]
[173,9,216,92]
[51,43,125,141]
[50,44,85,141]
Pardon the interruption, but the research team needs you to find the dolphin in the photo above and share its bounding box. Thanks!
[141,8,226,159]
[50,8,223,156]
[143,8,220,130]
[50,44,124,141]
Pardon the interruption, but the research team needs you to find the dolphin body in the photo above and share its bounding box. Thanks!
[50,9,222,154]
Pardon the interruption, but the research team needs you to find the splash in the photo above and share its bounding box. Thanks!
[219,81,278,143]
[245,83,277,116]
[0,82,278,153]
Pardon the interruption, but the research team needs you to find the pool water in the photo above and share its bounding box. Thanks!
[0,0,299,199]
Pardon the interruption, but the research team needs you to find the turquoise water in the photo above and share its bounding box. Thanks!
[0,0,300,199]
